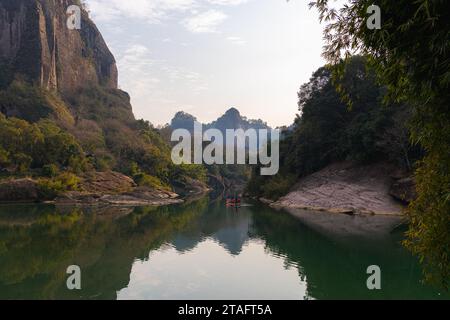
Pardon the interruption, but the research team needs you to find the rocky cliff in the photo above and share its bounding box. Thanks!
[0,0,117,94]
[0,0,209,204]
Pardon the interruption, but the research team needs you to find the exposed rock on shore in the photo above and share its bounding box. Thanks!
[0,178,39,202]
[0,171,184,206]
[56,187,182,207]
[271,162,408,216]
[79,171,136,194]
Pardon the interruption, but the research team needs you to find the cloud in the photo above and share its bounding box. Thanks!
[183,9,227,33]
[206,0,250,5]
[226,36,246,45]
[117,44,160,96]
[87,0,197,23]
[117,43,208,103]
[86,0,250,25]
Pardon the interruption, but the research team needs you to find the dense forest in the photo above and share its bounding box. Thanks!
[314,0,449,289]
[249,0,449,289]
[247,56,419,199]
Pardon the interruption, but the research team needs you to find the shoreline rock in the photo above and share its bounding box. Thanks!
[259,197,275,205]
[0,178,40,203]
[55,187,183,207]
[0,171,207,207]
[270,162,407,216]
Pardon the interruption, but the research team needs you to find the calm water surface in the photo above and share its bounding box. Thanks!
[0,198,447,300]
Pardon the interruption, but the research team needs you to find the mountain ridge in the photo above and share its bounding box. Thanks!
[170,107,271,133]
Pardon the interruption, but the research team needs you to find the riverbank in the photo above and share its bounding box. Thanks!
[270,162,413,216]
[0,171,210,207]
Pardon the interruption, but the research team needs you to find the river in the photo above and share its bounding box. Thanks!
[0,198,447,300]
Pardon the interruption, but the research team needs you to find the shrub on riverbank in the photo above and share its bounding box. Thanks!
[37,173,80,200]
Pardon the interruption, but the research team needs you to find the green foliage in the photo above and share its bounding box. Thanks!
[310,0,450,288]
[56,172,80,191]
[93,154,114,172]
[134,173,169,190]
[128,161,170,190]
[0,80,53,122]
[37,173,80,200]
[289,57,405,172]
[0,147,8,167]
[172,164,208,183]
[247,171,296,200]
[65,86,134,124]
[0,82,206,195]
[42,164,59,178]
[209,164,251,183]
[247,56,414,200]
[405,152,450,288]
[0,114,88,174]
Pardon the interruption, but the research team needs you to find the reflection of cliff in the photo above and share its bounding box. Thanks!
[2,199,443,300]
[0,199,208,299]
[250,204,447,300]
[284,208,404,241]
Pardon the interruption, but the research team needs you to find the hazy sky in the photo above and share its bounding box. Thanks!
[86,0,332,127]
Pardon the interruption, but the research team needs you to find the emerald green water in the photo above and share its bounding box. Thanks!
[0,199,447,300]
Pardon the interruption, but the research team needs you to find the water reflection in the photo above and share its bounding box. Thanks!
[0,199,447,300]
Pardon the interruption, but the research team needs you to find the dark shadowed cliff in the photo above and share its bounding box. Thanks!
[0,0,117,93]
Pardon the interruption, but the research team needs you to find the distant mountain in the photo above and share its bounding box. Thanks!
[170,111,198,132]
[170,108,271,133]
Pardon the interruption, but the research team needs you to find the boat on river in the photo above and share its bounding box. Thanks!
[226,196,241,208]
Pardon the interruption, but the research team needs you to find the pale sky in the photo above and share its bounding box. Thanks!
[85,0,333,127]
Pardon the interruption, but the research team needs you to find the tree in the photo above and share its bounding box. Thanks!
[309,0,450,288]
[247,56,411,200]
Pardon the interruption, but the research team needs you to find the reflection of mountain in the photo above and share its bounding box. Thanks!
[0,199,446,300]
[170,202,252,256]
[171,235,202,253]
[212,216,251,255]
[0,198,254,299]
[0,199,208,300]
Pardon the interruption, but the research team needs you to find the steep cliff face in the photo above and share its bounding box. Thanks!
[0,0,117,94]
[0,0,200,199]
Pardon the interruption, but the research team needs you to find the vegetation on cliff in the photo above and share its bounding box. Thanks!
[0,82,206,196]
[247,56,419,200]
[0,0,206,199]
